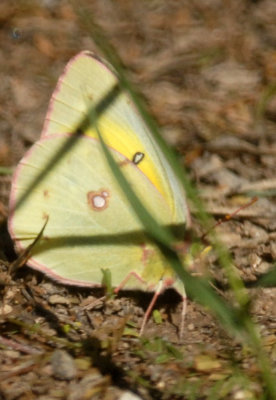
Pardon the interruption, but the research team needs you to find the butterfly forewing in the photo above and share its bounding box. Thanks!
[42,51,189,226]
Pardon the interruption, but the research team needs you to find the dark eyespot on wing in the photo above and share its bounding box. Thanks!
[132,152,144,165]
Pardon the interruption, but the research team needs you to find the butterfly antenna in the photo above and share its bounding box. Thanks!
[201,196,258,241]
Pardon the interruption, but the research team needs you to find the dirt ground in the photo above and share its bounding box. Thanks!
[0,1,275,399]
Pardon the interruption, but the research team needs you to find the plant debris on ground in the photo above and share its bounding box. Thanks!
[0,1,275,399]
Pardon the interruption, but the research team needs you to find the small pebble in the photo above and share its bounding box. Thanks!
[48,294,70,305]
[51,349,77,380]
[0,304,12,315]
[119,391,143,400]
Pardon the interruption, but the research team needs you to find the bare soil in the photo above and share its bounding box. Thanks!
[0,1,275,399]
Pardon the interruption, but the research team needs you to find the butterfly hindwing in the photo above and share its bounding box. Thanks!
[9,134,178,289]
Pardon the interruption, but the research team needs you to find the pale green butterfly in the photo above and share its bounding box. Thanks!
[8,51,190,335]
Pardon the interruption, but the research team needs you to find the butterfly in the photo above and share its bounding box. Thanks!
[8,51,190,335]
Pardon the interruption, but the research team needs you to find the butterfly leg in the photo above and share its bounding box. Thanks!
[114,271,146,294]
[114,274,165,335]
[179,286,187,340]
[139,280,163,336]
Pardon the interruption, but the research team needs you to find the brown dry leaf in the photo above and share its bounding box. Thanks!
[33,33,56,58]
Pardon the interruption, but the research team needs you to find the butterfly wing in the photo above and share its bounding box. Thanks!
[9,134,180,290]
[42,51,190,226]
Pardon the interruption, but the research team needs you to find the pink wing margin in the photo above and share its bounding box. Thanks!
[41,50,115,139]
[7,133,103,288]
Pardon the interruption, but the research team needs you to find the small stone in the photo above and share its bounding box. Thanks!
[51,350,77,380]
[119,391,144,400]
[156,381,166,390]
[234,389,255,400]
[0,304,12,315]
[2,381,31,400]
[249,254,262,270]
[2,350,20,359]
[68,372,105,400]
[194,355,221,371]
[255,261,271,275]
[48,295,70,305]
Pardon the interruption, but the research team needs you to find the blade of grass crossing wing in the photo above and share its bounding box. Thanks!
[94,120,247,335]
[77,8,209,227]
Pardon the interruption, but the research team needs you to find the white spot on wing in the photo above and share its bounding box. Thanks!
[93,195,106,208]
[87,189,110,211]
